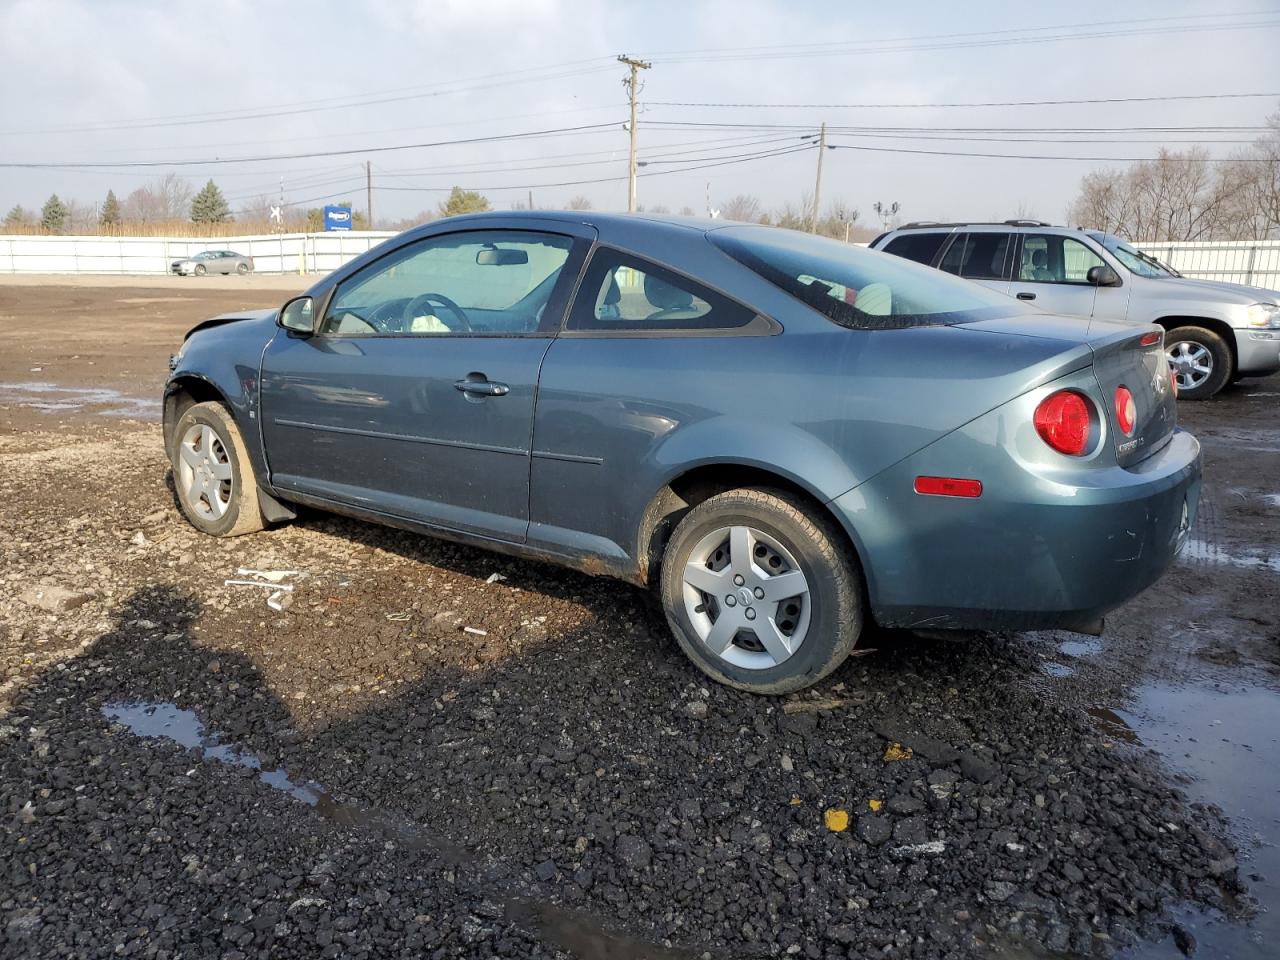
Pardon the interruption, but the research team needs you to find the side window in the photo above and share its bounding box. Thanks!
[568,248,756,332]
[881,232,947,266]
[1017,235,1105,284]
[938,233,1012,280]
[320,230,574,336]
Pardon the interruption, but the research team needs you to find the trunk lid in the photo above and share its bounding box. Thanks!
[1087,323,1177,467]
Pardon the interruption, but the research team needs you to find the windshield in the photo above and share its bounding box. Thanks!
[710,225,1024,330]
[1094,234,1179,278]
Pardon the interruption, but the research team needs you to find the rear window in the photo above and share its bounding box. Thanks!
[939,232,1014,280]
[710,225,1022,330]
[881,232,948,266]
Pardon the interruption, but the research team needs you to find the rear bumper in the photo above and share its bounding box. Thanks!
[833,426,1201,633]
[1233,329,1280,376]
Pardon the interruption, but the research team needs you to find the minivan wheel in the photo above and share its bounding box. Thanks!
[1166,326,1231,400]
[660,488,863,694]
[169,401,266,537]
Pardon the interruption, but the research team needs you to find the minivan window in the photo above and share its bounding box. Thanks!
[711,225,1022,330]
[1093,234,1179,278]
[938,232,1013,281]
[1016,235,1105,285]
[881,232,948,266]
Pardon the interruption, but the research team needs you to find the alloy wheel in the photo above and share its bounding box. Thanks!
[1167,340,1213,390]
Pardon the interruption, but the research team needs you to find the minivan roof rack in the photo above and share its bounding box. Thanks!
[896,219,1056,230]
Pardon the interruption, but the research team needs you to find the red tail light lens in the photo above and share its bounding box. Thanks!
[1034,390,1092,456]
[1169,365,1178,398]
[1114,385,1136,436]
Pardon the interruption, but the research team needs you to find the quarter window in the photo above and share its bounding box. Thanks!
[1016,235,1105,284]
[320,230,574,336]
[568,248,756,332]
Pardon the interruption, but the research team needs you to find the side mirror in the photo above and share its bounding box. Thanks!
[278,296,315,334]
[1087,264,1121,287]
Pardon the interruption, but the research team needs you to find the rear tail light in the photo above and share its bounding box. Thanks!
[1140,331,1162,346]
[1169,365,1178,398]
[1034,390,1092,456]
[1114,386,1136,436]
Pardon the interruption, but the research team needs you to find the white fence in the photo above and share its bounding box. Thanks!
[2,231,1279,289]
[1134,241,1280,289]
[0,232,398,276]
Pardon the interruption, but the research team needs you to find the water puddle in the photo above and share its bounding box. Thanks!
[103,700,707,958]
[102,701,464,859]
[1042,662,1075,679]
[1179,538,1280,574]
[0,381,159,419]
[1059,637,1104,659]
[1116,682,1280,959]
[1086,705,1140,744]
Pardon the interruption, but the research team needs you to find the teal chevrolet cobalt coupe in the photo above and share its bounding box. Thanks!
[164,212,1200,693]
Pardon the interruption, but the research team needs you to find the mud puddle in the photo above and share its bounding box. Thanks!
[0,381,158,418]
[1111,682,1280,959]
[103,700,708,959]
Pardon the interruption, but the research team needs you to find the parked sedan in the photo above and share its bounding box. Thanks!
[163,212,1201,693]
[171,250,254,276]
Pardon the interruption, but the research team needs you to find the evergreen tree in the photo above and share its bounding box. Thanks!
[40,194,67,234]
[190,179,232,224]
[100,190,121,228]
[438,186,490,218]
[4,205,33,228]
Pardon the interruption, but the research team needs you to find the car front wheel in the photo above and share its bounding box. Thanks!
[660,488,864,694]
[1166,326,1231,400]
[169,401,265,536]
[194,264,206,276]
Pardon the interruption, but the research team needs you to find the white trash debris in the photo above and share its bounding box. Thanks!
[463,626,488,636]
[485,572,507,584]
[225,569,302,611]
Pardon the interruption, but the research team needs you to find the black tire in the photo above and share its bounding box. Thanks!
[194,263,206,276]
[168,401,266,537]
[1166,325,1232,400]
[236,262,249,275]
[660,488,864,694]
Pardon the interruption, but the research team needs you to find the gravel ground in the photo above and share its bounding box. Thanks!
[1,282,1277,959]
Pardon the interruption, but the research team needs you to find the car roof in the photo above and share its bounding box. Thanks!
[414,209,717,237]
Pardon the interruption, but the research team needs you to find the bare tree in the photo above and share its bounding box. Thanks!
[720,194,765,223]
[567,195,593,210]
[121,174,194,223]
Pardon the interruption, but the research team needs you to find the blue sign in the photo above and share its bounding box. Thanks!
[323,205,353,231]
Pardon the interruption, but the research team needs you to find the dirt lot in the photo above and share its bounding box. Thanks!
[1,279,1277,959]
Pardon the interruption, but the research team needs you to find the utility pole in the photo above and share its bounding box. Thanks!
[618,54,651,213]
[366,161,373,229]
[810,123,826,233]
[528,189,534,211]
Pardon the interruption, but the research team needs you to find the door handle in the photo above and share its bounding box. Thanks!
[454,377,509,397]
[1016,291,1037,301]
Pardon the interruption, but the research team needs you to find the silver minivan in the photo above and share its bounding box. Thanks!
[871,221,1280,399]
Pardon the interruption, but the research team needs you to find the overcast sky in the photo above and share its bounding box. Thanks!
[1,0,1277,228]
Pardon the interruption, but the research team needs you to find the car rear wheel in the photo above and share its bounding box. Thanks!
[236,262,249,275]
[194,264,206,276]
[1166,326,1231,400]
[660,488,863,694]
[169,401,265,537]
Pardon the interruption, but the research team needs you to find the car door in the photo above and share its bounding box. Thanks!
[936,231,1014,295]
[219,252,235,275]
[1009,234,1102,318]
[258,226,589,542]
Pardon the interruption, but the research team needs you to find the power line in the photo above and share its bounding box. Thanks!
[0,59,618,137]
[644,15,1280,63]
[826,142,1277,162]
[646,92,1280,110]
[0,122,628,170]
